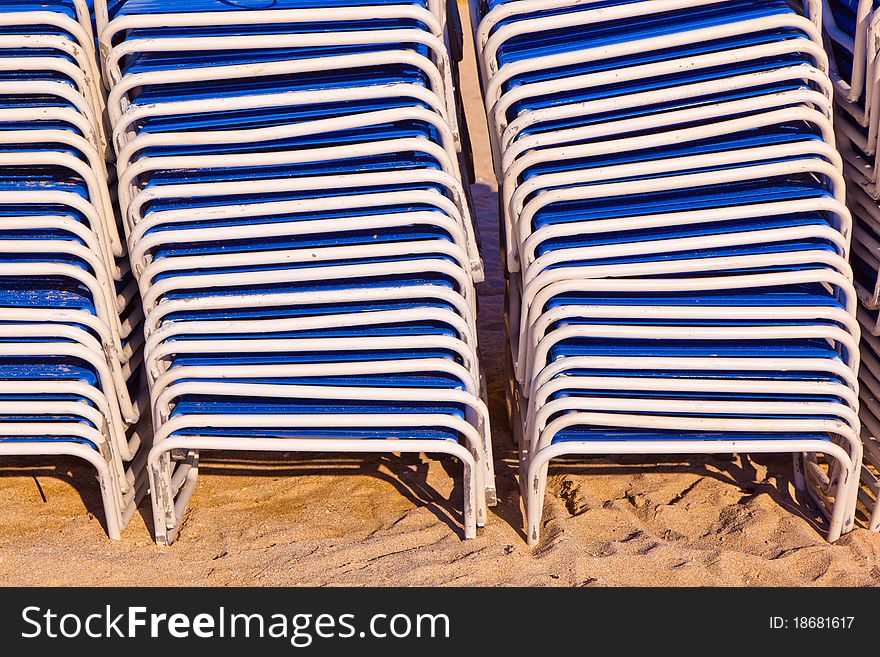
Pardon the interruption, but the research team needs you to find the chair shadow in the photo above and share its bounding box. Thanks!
[539,452,851,538]
[0,457,113,536]
[159,450,470,539]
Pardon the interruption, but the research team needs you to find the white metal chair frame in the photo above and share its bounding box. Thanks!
[0,297,141,371]
[519,269,860,366]
[481,15,827,126]
[0,106,103,155]
[501,104,839,257]
[141,273,478,343]
[496,60,835,179]
[98,4,448,69]
[509,346,863,447]
[471,0,823,61]
[500,87,835,180]
[0,342,146,487]
[0,138,120,270]
[0,213,119,291]
[845,180,880,317]
[0,428,144,540]
[0,272,140,397]
[14,0,98,37]
[510,144,844,237]
[129,218,469,288]
[110,82,453,158]
[0,391,135,493]
[856,395,880,530]
[136,241,476,318]
[126,187,466,256]
[149,378,494,503]
[0,317,146,426]
[526,398,861,468]
[144,330,480,391]
[831,125,880,204]
[102,29,460,152]
[0,36,107,117]
[0,9,99,63]
[105,50,457,146]
[0,81,108,154]
[517,253,856,384]
[834,27,880,155]
[125,168,484,281]
[527,377,859,440]
[526,321,860,399]
[151,357,481,402]
[487,39,830,167]
[117,139,461,235]
[145,306,478,380]
[148,425,479,545]
[856,328,880,529]
[521,303,860,398]
[821,0,877,104]
[478,0,819,82]
[0,321,142,417]
[123,166,473,230]
[116,122,464,222]
[519,197,853,271]
[509,156,847,271]
[512,256,857,401]
[851,219,880,307]
[140,283,479,358]
[0,240,139,360]
[114,102,461,174]
[95,0,451,40]
[129,209,472,283]
[0,190,124,264]
[523,414,858,544]
[522,224,850,303]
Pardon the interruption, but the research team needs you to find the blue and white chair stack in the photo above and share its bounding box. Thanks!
[823,1,880,531]
[0,1,149,538]
[96,0,492,543]
[470,0,865,544]
[823,2,880,193]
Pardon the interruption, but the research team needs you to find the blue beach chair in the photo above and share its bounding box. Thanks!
[471,0,863,543]
[819,1,880,532]
[97,0,491,543]
[0,1,149,539]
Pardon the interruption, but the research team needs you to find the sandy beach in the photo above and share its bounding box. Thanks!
[1,3,879,587]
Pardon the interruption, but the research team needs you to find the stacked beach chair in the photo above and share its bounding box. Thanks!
[0,1,148,538]
[470,0,864,544]
[95,0,492,543]
[823,1,880,531]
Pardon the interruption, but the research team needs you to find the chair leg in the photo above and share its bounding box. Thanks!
[525,457,550,546]
[461,454,478,540]
[870,490,880,532]
[483,430,498,507]
[96,465,124,541]
[472,445,488,527]
[793,452,807,490]
[827,458,854,542]
[147,450,175,546]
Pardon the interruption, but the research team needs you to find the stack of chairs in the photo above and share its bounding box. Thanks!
[823,1,880,531]
[470,0,864,544]
[824,1,880,193]
[95,0,493,544]
[0,1,148,538]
